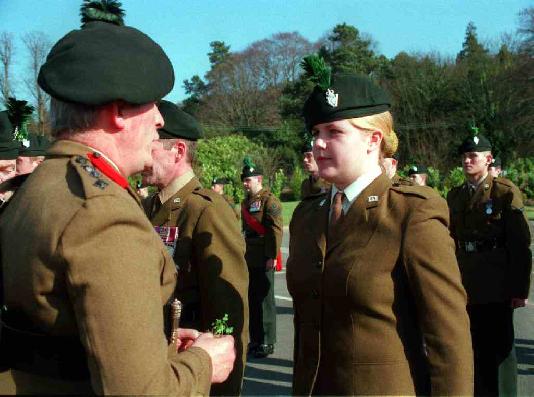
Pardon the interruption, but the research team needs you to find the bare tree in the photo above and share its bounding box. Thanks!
[23,31,51,135]
[0,32,15,103]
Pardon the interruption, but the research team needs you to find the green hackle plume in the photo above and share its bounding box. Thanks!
[243,156,256,169]
[300,54,332,90]
[6,97,34,142]
[469,122,480,136]
[80,0,125,26]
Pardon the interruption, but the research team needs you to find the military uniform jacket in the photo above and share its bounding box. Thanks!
[0,140,212,395]
[143,176,249,396]
[287,173,473,396]
[222,194,240,220]
[241,188,283,265]
[447,175,532,304]
[300,175,330,199]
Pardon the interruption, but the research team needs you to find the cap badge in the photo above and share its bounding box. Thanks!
[474,136,479,145]
[412,166,418,172]
[325,88,339,108]
[22,139,30,148]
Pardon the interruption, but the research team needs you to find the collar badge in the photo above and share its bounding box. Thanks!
[368,195,379,202]
[325,88,339,107]
[173,198,181,203]
[319,199,326,207]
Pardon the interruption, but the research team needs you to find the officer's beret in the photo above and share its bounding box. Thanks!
[241,157,262,180]
[407,164,428,175]
[38,1,174,106]
[212,177,230,185]
[490,157,502,168]
[301,55,390,131]
[18,134,51,157]
[0,111,18,160]
[157,100,203,140]
[458,133,492,154]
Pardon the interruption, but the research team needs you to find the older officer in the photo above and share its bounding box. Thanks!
[447,132,531,396]
[300,139,330,198]
[241,158,283,358]
[0,2,234,395]
[286,55,473,396]
[408,164,429,186]
[142,100,249,396]
[488,157,503,178]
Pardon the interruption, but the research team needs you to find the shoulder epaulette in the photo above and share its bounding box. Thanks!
[192,186,215,202]
[493,177,515,189]
[390,184,438,200]
[70,155,112,196]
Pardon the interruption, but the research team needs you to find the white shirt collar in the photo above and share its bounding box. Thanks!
[331,165,382,214]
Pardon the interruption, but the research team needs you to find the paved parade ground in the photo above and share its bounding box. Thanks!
[243,223,534,396]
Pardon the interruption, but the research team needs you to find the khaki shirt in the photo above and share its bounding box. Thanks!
[447,175,532,304]
[287,173,473,396]
[0,140,212,395]
[144,176,249,396]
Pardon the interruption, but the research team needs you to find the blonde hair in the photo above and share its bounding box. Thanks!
[348,111,398,159]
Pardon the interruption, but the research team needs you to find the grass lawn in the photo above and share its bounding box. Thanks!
[526,206,534,221]
[282,201,300,225]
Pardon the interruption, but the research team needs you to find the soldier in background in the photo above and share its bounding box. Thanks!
[300,139,330,198]
[143,100,249,396]
[211,177,240,220]
[0,112,18,207]
[241,158,283,358]
[488,157,503,178]
[408,164,429,186]
[447,131,531,396]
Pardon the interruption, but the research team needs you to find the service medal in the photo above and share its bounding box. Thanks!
[485,200,493,215]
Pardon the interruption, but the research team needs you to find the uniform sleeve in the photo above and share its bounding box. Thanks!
[503,185,532,299]
[60,195,212,395]
[402,195,474,396]
[263,195,283,259]
[193,200,249,396]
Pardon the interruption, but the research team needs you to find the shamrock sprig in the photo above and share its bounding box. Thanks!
[211,314,234,335]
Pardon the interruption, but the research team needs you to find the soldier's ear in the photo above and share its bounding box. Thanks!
[100,102,125,131]
[368,130,383,153]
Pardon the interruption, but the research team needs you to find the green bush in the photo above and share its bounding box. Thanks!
[288,165,306,201]
[505,157,534,200]
[271,169,286,199]
[442,167,466,197]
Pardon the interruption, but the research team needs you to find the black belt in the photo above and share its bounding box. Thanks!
[457,239,503,253]
[0,310,90,380]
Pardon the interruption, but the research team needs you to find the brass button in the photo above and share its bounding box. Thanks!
[316,260,323,269]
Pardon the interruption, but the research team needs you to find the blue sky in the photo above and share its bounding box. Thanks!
[0,0,530,104]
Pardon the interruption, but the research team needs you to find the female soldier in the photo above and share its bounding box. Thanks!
[286,57,473,396]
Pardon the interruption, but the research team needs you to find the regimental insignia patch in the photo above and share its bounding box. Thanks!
[249,200,261,213]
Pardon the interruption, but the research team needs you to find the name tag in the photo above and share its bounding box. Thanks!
[249,200,261,213]
[154,226,179,257]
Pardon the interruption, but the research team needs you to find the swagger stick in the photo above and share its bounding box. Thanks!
[170,298,182,348]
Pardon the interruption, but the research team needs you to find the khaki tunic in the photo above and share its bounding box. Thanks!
[300,175,330,199]
[447,176,532,304]
[0,140,212,395]
[143,176,249,396]
[287,173,473,396]
[222,194,241,220]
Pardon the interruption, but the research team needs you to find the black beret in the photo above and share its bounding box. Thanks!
[0,111,18,160]
[407,164,428,175]
[157,100,203,140]
[303,73,391,131]
[490,157,502,168]
[241,157,262,180]
[212,177,230,185]
[18,135,51,157]
[458,134,492,154]
[38,20,174,106]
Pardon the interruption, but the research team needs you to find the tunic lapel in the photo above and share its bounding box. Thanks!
[327,173,390,254]
[311,194,330,257]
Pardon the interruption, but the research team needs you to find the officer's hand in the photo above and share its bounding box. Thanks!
[175,328,201,351]
[265,258,275,271]
[192,332,236,383]
[511,298,528,309]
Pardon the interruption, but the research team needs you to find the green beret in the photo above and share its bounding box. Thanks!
[18,135,51,157]
[407,164,428,175]
[38,1,174,106]
[241,157,262,180]
[490,157,502,167]
[301,56,391,131]
[212,177,230,185]
[0,111,18,160]
[157,100,203,140]
[458,134,492,154]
